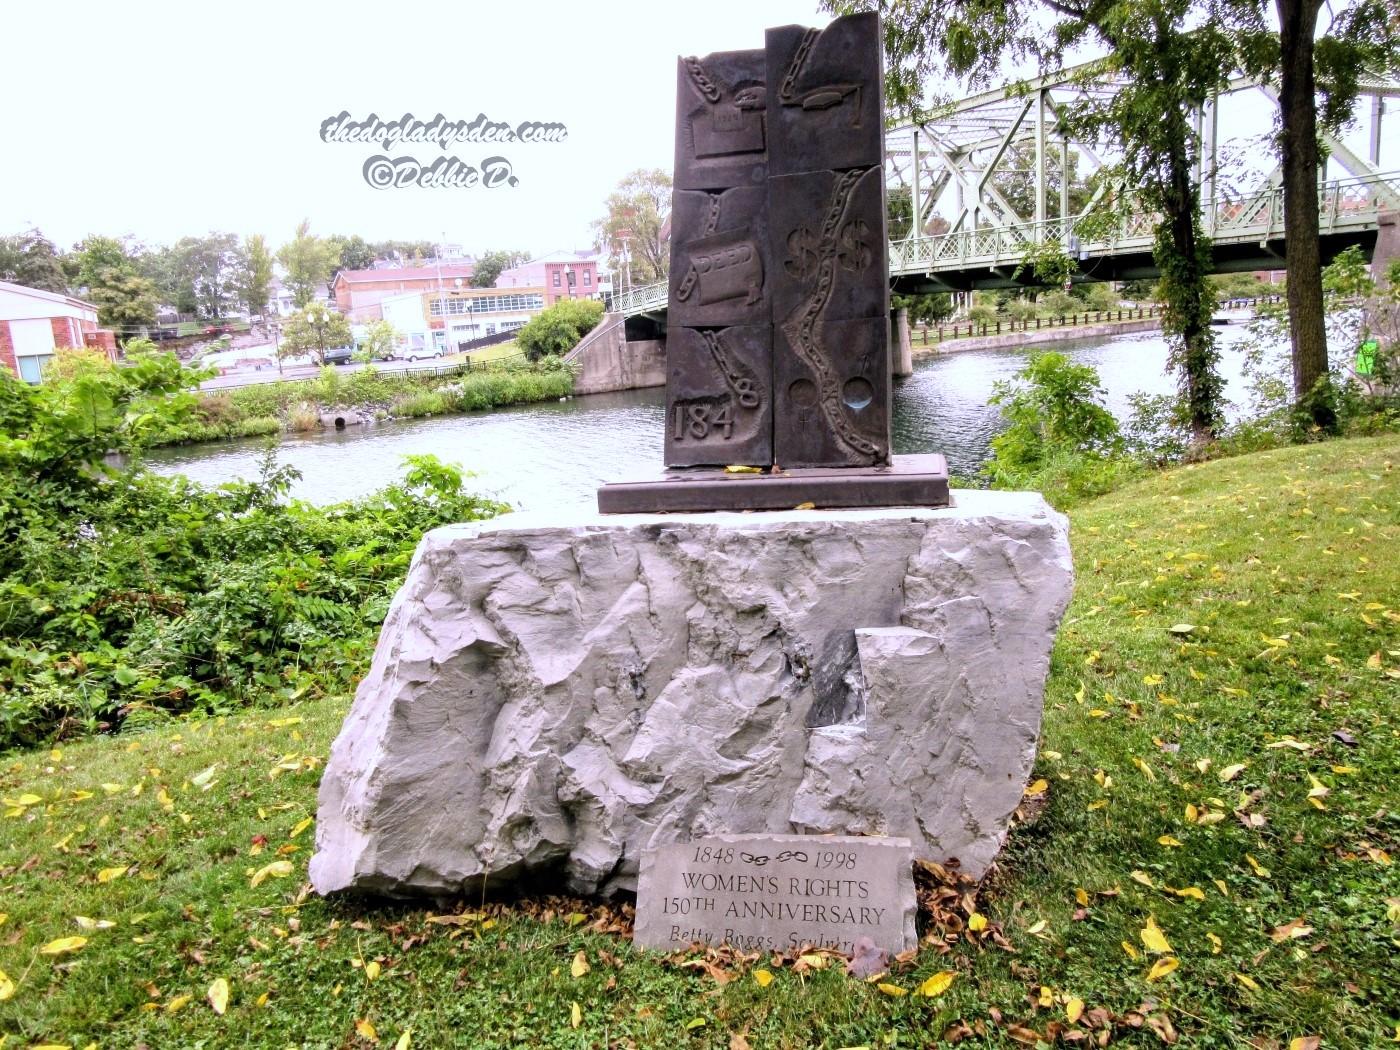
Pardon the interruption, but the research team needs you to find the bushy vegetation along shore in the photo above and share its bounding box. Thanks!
[0,436,1395,1047]
[0,350,508,751]
[151,357,574,447]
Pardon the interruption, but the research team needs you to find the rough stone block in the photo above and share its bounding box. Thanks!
[310,492,1073,899]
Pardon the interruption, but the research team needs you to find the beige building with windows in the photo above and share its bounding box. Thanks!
[379,286,547,355]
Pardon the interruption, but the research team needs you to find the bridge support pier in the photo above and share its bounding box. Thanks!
[891,308,914,378]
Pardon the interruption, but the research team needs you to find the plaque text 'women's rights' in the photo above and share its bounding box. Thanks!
[633,834,916,955]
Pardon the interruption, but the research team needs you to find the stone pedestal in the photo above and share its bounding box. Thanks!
[310,492,1073,898]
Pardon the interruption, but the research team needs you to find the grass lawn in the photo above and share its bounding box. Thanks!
[457,340,522,366]
[1,436,1397,1049]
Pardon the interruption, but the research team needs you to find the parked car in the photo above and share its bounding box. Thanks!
[323,345,354,366]
[396,344,444,362]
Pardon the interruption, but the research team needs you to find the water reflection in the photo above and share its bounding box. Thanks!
[145,325,1254,508]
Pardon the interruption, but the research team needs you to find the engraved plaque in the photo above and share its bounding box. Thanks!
[764,14,884,178]
[664,325,772,468]
[768,166,888,323]
[773,315,889,467]
[669,185,768,328]
[675,50,768,191]
[634,834,917,955]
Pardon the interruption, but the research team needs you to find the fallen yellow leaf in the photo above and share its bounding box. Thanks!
[571,951,589,979]
[355,1019,378,1040]
[395,1029,412,1050]
[570,1001,582,1029]
[967,913,987,932]
[753,968,774,988]
[1024,778,1048,796]
[1206,932,1223,954]
[876,982,907,997]
[96,866,127,883]
[1140,915,1172,955]
[39,936,87,955]
[207,977,229,1015]
[1066,997,1084,1024]
[0,967,14,1001]
[1146,957,1180,981]
[1218,763,1246,782]
[1157,835,1184,847]
[919,970,956,997]
[365,960,381,981]
[250,860,294,887]
[165,994,192,1013]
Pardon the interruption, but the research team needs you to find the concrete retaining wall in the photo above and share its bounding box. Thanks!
[567,313,667,396]
[912,317,1161,357]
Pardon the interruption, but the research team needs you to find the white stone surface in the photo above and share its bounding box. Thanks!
[310,491,1073,897]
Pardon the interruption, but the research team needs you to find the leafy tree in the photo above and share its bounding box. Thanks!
[355,319,400,362]
[277,220,339,308]
[237,235,275,318]
[593,169,671,286]
[74,236,158,333]
[331,234,377,276]
[517,299,605,361]
[1229,0,1399,430]
[166,234,241,319]
[280,305,352,365]
[471,249,531,288]
[841,0,1230,445]
[367,239,438,265]
[139,243,198,316]
[0,229,69,293]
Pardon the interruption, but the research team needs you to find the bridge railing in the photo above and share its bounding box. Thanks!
[609,282,668,315]
[612,171,1399,315]
[891,169,1400,276]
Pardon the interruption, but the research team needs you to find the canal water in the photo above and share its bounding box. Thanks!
[144,324,1256,510]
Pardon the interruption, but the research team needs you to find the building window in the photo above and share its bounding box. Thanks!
[583,271,591,286]
[486,324,497,336]
[552,271,561,287]
[17,354,53,384]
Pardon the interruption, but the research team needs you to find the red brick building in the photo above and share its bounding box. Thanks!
[332,265,476,322]
[0,281,115,383]
[494,251,603,305]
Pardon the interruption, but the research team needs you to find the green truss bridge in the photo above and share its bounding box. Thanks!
[612,62,1398,321]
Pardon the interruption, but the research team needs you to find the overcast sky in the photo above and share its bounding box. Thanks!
[2,0,1393,260]
[1,0,823,257]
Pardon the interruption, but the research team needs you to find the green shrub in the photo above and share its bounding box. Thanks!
[0,352,509,748]
[983,351,1129,507]
[517,299,605,361]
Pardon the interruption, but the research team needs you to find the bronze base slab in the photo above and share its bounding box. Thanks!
[596,453,950,514]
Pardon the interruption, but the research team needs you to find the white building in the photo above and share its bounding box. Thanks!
[0,281,110,384]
